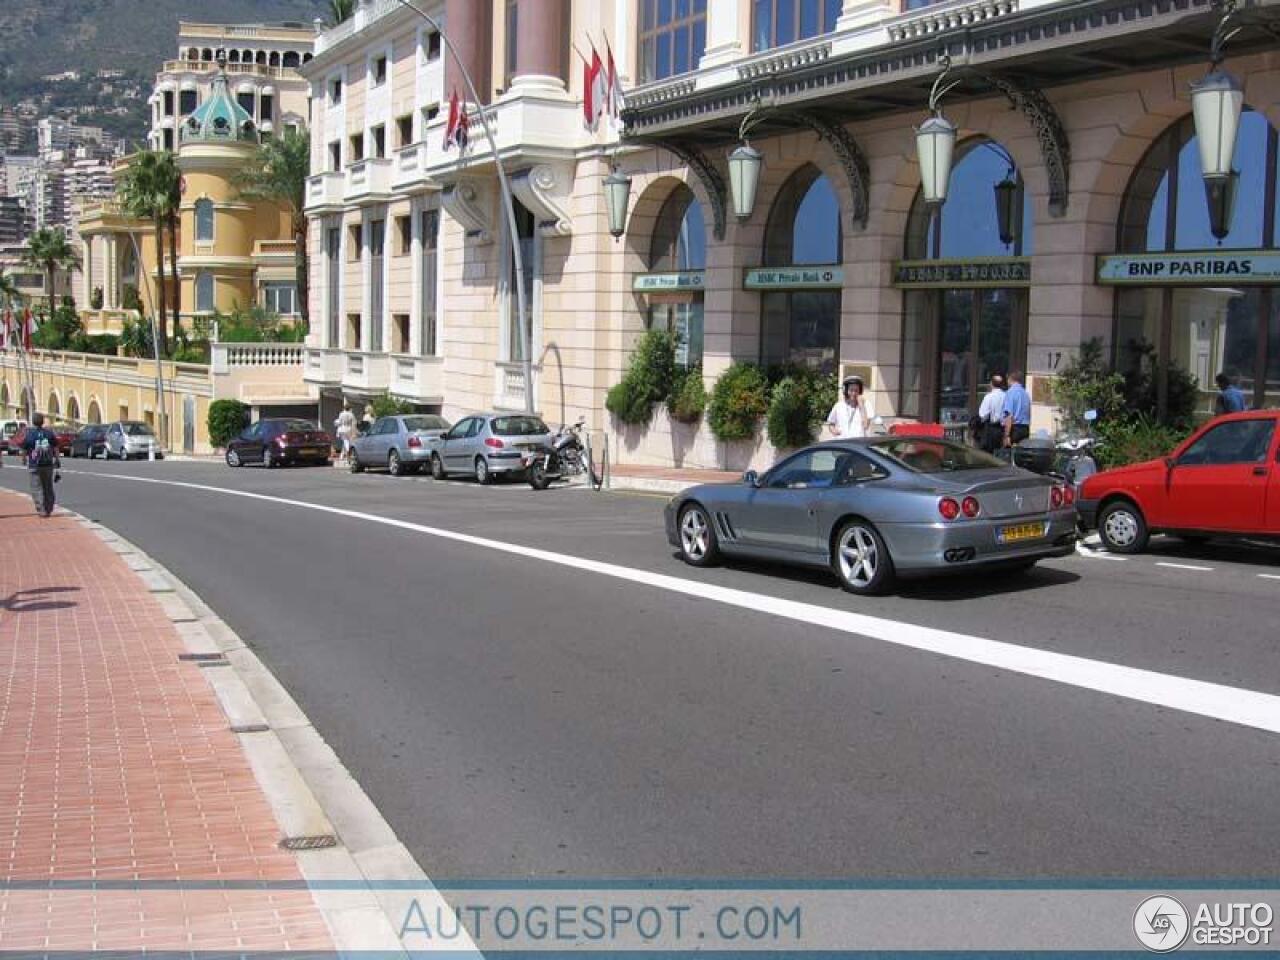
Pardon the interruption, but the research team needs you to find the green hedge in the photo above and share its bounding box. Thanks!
[707,363,769,443]
[207,399,249,448]
[605,329,678,426]
[669,367,707,424]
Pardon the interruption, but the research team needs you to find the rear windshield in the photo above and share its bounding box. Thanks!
[405,415,449,432]
[124,423,154,436]
[3,423,21,438]
[870,438,1006,473]
[278,420,318,433]
[491,416,549,436]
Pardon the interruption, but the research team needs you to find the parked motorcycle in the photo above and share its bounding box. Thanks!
[1055,409,1100,486]
[524,418,601,490]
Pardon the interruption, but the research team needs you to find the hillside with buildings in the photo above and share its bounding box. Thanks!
[0,0,324,148]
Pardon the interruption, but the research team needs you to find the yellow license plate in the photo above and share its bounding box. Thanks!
[998,521,1047,544]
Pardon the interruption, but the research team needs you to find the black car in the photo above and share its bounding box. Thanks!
[225,418,333,468]
[69,424,109,459]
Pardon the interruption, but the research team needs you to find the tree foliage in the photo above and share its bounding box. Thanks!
[21,228,81,319]
[117,149,180,355]
[708,363,770,443]
[605,329,678,426]
[208,399,250,448]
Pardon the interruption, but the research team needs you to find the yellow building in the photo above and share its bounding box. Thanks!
[78,58,299,336]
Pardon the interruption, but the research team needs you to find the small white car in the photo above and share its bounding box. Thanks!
[104,420,163,460]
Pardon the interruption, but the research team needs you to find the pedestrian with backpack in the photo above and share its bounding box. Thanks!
[22,412,60,517]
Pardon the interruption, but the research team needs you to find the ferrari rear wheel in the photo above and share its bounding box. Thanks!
[832,520,894,596]
[678,503,720,567]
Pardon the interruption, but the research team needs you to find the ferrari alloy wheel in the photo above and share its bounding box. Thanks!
[678,503,720,567]
[833,520,893,596]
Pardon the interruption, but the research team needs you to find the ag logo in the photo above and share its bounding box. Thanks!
[1134,896,1190,952]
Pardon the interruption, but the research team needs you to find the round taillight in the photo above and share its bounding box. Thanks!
[961,496,981,518]
[1063,485,1076,506]
[938,497,961,521]
[1050,486,1064,509]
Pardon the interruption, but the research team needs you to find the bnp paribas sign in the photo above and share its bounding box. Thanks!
[1097,250,1280,285]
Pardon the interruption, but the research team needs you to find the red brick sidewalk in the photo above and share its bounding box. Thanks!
[0,495,331,952]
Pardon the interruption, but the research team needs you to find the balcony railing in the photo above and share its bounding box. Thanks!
[160,60,294,81]
[389,353,444,402]
[303,347,344,385]
[211,342,306,374]
[342,350,392,392]
[305,171,345,212]
[345,158,394,205]
[392,142,435,193]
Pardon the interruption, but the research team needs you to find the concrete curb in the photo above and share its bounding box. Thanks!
[60,505,479,958]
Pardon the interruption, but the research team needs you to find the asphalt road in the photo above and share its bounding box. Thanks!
[5,455,1280,881]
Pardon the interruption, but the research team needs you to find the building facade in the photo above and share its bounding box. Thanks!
[149,22,315,152]
[303,0,1280,469]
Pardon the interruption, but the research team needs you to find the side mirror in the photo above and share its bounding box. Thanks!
[1084,409,1099,423]
[1164,455,1176,470]
[743,470,760,488]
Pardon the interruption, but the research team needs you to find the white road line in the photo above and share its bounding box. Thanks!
[1258,574,1280,581]
[1155,562,1214,572]
[65,470,1280,735]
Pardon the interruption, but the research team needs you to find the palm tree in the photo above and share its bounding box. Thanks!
[235,128,312,330]
[117,150,172,356]
[21,228,81,320]
[157,150,182,340]
[328,0,356,25]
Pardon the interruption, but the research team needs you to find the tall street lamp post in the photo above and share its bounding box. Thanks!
[394,0,534,413]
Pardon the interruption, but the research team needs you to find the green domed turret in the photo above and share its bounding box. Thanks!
[180,51,258,144]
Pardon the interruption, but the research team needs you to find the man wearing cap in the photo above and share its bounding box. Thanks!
[826,376,874,440]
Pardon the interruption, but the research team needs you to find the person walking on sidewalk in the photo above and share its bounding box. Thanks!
[826,375,874,440]
[22,412,60,517]
[335,402,357,462]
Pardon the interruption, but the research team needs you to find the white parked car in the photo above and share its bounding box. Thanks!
[104,421,163,460]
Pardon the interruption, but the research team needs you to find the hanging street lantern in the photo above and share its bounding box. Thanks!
[916,56,962,207]
[603,167,632,240]
[1191,0,1243,233]
[728,102,768,220]
[993,175,1019,247]
[1205,170,1239,241]
[728,143,763,220]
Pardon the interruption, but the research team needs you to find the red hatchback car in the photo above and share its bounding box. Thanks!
[1078,411,1280,553]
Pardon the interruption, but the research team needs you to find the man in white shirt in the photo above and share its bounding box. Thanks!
[826,376,874,440]
[976,374,1006,452]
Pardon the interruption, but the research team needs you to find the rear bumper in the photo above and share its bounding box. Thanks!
[882,511,1079,574]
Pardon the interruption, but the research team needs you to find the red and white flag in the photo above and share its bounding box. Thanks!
[1,310,10,350]
[583,45,606,131]
[442,89,469,152]
[605,40,623,128]
[21,308,37,352]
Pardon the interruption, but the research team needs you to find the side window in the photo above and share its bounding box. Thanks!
[449,418,472,439]
[767,449,843,489]
[834,451,887,485]
[468,419,485,438]
[1178,420,1275,466]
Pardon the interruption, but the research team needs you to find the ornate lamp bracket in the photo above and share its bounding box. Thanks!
[794,111,871,230]
[975,72,1071,218]
[651,139,728,241]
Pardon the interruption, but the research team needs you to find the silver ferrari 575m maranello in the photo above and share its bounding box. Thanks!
[664,436,1078,595]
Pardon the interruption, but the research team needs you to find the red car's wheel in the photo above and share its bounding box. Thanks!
[1098,499,1149,554]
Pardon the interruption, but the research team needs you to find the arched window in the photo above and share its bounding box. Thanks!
[649,183,706,272]
[68,396,80,422]
[761,165,842,372]
[906,138,1033,258]
[201,48,213,62]
[47,393,59,417]
[195,199,214,243]
[0,383,9,414]
[283,51,300,68]
[269,51,280,67]
[1114,109,1280,413]
[648,183,707,367]
[87,400,102,425]
[228,50,241,63]
[195,271,215,312]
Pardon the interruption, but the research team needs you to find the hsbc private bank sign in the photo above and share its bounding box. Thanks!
[1098,250,1280,285]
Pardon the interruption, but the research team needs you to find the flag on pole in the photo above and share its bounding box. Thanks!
[583,45,607,131]
[21,308,36,352]
[605,39,623,128]
[443,89,469,152]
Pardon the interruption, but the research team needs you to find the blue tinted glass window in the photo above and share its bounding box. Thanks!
[639,0,705,82]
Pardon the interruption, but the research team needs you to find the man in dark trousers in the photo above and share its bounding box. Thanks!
[21,413,60,517]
